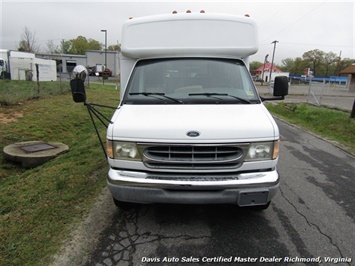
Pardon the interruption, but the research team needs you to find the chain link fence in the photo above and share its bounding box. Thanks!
[307,81,355,111]
[0,78,71,106]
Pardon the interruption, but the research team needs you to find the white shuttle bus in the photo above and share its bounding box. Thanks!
[71,11,288,209]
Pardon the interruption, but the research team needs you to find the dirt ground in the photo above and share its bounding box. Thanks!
[0,110,23,124]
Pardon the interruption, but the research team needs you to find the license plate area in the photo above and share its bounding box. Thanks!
[239,190,269,206]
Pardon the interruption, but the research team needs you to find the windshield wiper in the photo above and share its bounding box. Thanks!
[188,93,250,104]
[129,92,183,104]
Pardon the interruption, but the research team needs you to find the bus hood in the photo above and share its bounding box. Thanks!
[108,104,278,142]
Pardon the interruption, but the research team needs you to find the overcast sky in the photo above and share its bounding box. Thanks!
[1,0,354,64]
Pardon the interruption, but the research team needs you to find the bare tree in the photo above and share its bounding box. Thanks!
[46,40,58,54]
[18,26,40,53]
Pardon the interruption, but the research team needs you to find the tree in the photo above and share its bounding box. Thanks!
[302,49,325,76]
[18,26,40,53]
[281,58,294,72]
[58,39,71,54]
[88,39,102,51]
[67,36,102,55]
[54,36,111,55]
[323,52,338,76]
[249,61,263,74]
[252,49,354,76]
[108,44,121,51]
[46,40,58,54]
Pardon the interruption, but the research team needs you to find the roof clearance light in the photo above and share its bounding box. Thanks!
[172,10,177,14]
[200,10,205,13]
[186,10,191,13]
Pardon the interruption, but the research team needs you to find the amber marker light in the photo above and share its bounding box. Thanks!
[106,140,114,158]
[273,140,280,160]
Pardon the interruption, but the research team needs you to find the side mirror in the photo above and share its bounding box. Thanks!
[273,76,289,97]
[70,65,87,103]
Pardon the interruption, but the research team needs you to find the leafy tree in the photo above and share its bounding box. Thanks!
[323,52,338,76]
[18,26,40,53]
[56,39,71,54]
[287,57,306,75]
[55,36,102,55]
[281,58,294,72]
[88,39,102,51]
[302,49,325,75]
[70,36,89,54]
[108,44,121,51]
[249,61,263,74]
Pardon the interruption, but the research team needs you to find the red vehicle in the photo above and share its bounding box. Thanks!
[102,68,112,77]
[88,66,112,77]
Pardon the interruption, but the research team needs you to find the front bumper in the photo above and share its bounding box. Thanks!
[107,168,279,205]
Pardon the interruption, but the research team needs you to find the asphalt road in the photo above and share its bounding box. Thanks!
[82,119,354,266]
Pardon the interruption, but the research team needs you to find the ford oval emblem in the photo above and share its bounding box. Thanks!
[186,131,200,137]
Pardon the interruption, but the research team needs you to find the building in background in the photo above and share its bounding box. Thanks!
[340,63,355,92]
[36,50,120,76]
[253,62,289,83]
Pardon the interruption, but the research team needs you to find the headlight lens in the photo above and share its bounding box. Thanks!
[107,140,141,160]
[245,140,279,161]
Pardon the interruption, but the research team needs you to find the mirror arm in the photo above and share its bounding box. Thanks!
[86,104,108,158]
[84,103,120,158]
[87,102,118,110]
[85,103,116,126]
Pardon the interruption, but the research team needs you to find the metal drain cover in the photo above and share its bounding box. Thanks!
[20,143,57,153]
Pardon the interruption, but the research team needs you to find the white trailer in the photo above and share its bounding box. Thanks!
[0,49,57,81]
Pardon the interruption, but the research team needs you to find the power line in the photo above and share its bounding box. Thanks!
[261,1,327,43]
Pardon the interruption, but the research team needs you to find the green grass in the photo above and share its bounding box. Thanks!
[0,80,120,265]
[266,102,355,154]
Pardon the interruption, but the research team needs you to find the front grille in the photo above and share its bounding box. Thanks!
[139,144,248,169]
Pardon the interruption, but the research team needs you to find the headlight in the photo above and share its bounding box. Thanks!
[245,140,279,161]
[106,140,141,161]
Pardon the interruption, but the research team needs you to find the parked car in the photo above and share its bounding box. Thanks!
[87,66,112,77]
[102,68,112,77]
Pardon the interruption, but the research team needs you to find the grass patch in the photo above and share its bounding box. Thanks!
[0,80,120,265]
[265,102,355,153]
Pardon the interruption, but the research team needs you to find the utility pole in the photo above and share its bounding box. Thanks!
[261,54,269,85]
[101,29,107,85]
[269,40,279,88]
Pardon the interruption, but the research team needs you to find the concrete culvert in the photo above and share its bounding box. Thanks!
[3,141,69,168]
